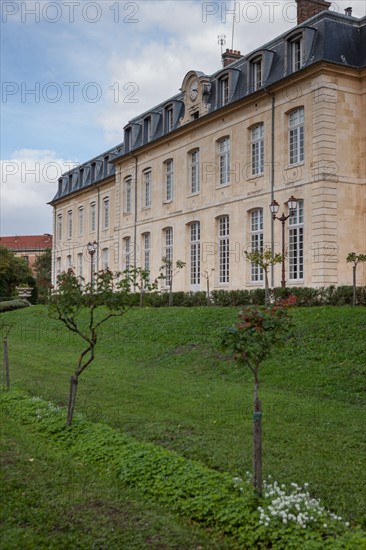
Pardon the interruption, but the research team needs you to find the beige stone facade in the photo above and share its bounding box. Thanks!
[51,6,366,292]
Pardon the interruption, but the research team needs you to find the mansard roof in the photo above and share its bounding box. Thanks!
[52,9,365,204]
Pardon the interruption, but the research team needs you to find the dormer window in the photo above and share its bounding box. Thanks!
[103,156,109,177]
[251,57,262,91]
[165,106,174,132]
[219,76,229,106]
[143,116,152,143]
[91,162,96,182]
[291,36,303,72]
[124,128,131,152]
[79,168,84,185]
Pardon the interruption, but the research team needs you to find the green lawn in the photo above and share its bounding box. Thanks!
[1,305,365,527]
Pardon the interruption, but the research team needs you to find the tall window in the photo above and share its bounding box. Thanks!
[144,117,152,142]
[289,107,304,164]
[103,197,110,229]
[56,257,61,276]
[66,254,72,270]
[123,236,131,270]
[124,177,132,214]
[219,216,229,284]
[291,37,303,72]
[252,58,262,91]
[220,77,229,106]
[102,248,109,270]
[190,222,200,288]
[165,106,173,132]
[165,160,174,201]
[67,210,72,239]
[288,200,304,281]
[90,202,96,232]
[143,170,152,208]
[164,227,173,287]
[143,233,151,276]
[251,124,264,176]
[190,149,200,194]
[219,137,230,185]
[77,253,83,279]
[78,207,84,236]
[250,209,264,282]
[103,156,109,178]
[57,214,62,241]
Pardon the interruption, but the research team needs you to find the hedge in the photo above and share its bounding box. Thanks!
[0,299,31,313]
[1,391,365,549]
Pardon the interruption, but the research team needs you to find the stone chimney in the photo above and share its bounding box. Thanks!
[296,0,331,25]
[222,49,242,68]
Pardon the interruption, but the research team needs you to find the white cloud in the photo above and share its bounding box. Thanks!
[0,150,77,235]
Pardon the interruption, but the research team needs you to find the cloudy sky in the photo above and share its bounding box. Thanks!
[1,0,365,236]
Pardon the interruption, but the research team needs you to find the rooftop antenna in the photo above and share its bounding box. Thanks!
[218,34,226,55]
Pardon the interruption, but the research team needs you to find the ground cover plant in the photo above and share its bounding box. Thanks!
[1,305,365,530]
[2,392,365,549]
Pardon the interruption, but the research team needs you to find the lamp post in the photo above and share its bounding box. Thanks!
[87,241,98,286]
[269,196,298,288]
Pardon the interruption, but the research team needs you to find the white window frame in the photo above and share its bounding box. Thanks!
[103,197,110,229]
[289,107,304,165]
[57,214,62,241]
[77,253,83,279]
[165,106,174,132]
[251,124,264,176]
[218,216,229,284]
[190,222,201,290]
[78,207,84,236]
[67,210,72,239]
[124,177,132,214]
[144,116,152,142]
[250,209,264,283]
[252,58,262,91]
[90,202,96,232]
[291,37,303,72]
[219,137,230,186]
[190,149,200,194]
[165,159,174,202]
[163,227,173,287]
[288,200,304,281]
[123,236,131,270]
[143,232,151,278]
[56,257,61,276]
[143,170,152,208]
[102,248,109,270]
[220,77,229,106]
[66,254,72,270]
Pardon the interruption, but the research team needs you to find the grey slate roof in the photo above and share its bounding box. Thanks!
[51,10,365,204]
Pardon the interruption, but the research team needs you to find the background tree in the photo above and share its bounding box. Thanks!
[0,245,32,300]
[244,248,282,306]
[222,299,295,495]
[160,257,186,306]
[122,266,159,307]
[49,268,135,426]
[34,248,52,303]
[346,252,366,306]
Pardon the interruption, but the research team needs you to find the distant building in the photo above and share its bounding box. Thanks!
[0,234,52,275]
[50,0,366,291]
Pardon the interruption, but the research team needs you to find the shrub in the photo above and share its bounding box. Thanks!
[0,299,31,312]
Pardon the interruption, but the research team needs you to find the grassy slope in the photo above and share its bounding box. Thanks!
[1,305,365,525]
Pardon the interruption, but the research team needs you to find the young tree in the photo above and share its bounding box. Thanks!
[222,298,295,495]
[34,248,52,303]
[49,268,135,426]
[160,257,186,306]
[203,269,215,306]
[0,245,32,300]
[244,248,282,306]
[346,252,366,306]
[123,266,159,307]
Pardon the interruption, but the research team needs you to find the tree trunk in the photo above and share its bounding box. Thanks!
[169,278,173,307]
[353,265,357,306]
[206,277,210,306]
[67,374,78,426]
[253,381,263,496]
[3,337,10,391]
[264,269,269,307]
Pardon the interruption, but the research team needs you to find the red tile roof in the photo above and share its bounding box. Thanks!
[0,234,52,252]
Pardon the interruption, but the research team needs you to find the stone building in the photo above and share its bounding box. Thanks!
[50,0,366,291]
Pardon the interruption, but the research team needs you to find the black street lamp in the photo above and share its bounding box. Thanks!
[269,196,298,288]
[87,241,98,286]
